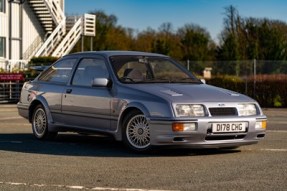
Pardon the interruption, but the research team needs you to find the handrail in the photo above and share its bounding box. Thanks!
[31,2,94,58]
[23,36,43,60]
[35,19,66,57]
[52,17,83,57]
[44,0,65,25]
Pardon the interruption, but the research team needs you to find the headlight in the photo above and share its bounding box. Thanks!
[237,104,257,116]
[175,104,205,117]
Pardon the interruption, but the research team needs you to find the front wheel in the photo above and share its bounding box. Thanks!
[32,105,57,140]
[122,110,151,152]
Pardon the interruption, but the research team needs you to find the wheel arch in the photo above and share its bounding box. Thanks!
[28,98,53,126]
[114,102,150,141]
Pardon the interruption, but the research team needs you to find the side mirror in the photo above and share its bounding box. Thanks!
[91,78,110,87]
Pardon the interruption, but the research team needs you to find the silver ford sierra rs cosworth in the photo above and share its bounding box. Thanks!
[17,51,267,152]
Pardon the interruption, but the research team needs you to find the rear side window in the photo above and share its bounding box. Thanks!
[38,58,77,84]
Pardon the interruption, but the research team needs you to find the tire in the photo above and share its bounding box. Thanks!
[32,105,57,140]
[122,110,151,152]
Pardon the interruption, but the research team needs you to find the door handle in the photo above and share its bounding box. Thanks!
[66,89,72,94]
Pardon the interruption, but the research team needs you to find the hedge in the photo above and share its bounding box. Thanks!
[29,56,58,66]
[206,75,287,108]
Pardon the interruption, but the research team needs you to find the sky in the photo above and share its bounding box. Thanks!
[65,0,287,43]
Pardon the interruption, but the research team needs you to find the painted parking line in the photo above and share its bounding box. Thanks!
[260,149,287,152]
[0,182,178,191]
[267,130,287,133]
[0,116,23,120]
[245,148,287,152]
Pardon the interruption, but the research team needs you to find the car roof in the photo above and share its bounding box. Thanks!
[65,51,169,58]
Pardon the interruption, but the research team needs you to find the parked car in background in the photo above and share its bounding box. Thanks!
[17,51,267,152]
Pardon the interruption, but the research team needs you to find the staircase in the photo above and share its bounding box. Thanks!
[51,16,82,57]
[28,0,54,34]
[27,0,95,58]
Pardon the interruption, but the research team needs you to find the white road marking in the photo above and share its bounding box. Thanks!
[7,182,27,186]
[245,148,287,152]
[33,184,46,187]
[67,185,85,189]
[0,116,23,120]
[0,181,178,191]
[91,188,173,191]
[260,149,287,152]
[267,130,287,133]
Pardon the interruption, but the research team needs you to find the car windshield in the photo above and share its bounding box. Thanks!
[110,55,201,84]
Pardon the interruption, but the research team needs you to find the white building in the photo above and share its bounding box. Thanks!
[0,0,95,72]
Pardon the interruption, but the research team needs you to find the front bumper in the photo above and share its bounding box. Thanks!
[149,116,266,148]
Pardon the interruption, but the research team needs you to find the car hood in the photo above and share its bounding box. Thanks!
[128,83,255,103]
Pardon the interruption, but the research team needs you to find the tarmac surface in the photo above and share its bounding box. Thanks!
[0,104,286,191]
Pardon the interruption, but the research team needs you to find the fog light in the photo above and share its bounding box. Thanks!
[172,123,197,132]
[255,120,267,129]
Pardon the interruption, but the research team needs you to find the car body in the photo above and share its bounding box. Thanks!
[17,51,267,152]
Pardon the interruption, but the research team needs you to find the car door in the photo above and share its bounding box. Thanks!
[61,57,112,131]
[36,58,78,120]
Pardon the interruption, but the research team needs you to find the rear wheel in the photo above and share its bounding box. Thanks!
[32,105,57,140]
[122,110,151,152]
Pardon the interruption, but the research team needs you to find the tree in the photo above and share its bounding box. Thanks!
[104,26,134,50]
[177,24,216,73]
[178,24,215,61]
[217,5,241,61]
[71,10,120,52]
[151,23,182,59]
[218,5,287,61]
[134,28,157,52]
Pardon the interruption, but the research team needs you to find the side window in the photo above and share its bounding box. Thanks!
[72,58,108,86]
[38,58,76,84]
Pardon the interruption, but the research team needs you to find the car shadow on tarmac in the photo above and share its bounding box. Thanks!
[0,133,240,157]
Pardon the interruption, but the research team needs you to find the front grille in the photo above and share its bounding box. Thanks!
[209,107,237,116]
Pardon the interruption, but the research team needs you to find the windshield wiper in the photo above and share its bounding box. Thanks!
[120,77,201,84]
[148,77,201,83]
[145,78,172,83]
[175,78,202,83]
[120,76,136,82]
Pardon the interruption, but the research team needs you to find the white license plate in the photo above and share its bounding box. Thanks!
[212,122,246,133]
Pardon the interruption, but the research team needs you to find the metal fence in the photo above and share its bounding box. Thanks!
[180,60,287,104]
[1,60,287,104]
[0,81,23,103]
[180,60,287,77]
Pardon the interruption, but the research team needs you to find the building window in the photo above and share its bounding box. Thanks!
[0,0,5,13]
[0,37,5,58]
